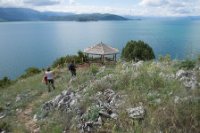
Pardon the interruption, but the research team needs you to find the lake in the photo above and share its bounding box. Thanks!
[0,19,200,79]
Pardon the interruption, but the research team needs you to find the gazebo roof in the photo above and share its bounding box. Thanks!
[84,42,119,55]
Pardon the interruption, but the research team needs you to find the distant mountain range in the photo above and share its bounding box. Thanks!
[0,7,128,22]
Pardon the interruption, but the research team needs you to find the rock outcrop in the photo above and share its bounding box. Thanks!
[38,74,144,132]
[176,69,199,89]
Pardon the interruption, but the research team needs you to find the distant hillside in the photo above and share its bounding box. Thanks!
[45,13,127,21]
[0,7,40,21]
[0,7,127,21]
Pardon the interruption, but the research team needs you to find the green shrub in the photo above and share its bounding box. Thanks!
[0,121,11,132]
[197,55,200,64]
[121,40,155,61]
[84,106,100,121]
[0,106,3,112]
[52,51,86,68]
[52,56,67,68]
[26,67,41,74]
[20,67,41,79]
[78,50,88,62]
[177,59,195,70]
[0,76,12,88]
[158,54,171,62]
[90,64,99,75]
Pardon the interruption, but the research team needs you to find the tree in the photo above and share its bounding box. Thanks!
[121,40,155,61]
[0,76,11,88]
[78,50,88,62]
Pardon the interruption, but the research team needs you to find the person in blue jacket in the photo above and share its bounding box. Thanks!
[68,61,76,77]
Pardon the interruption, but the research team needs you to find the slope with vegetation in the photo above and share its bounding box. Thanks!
[0,41,199,132]
[0,57,200,132]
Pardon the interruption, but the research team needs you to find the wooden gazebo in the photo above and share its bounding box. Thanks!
[84,42,119,63]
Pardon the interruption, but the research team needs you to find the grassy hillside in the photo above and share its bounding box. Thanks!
[0,61,199,133]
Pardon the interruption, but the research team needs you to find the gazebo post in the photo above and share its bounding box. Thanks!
[87,53,90,65]
[102,55,104,64]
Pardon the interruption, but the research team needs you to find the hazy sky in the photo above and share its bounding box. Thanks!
[0,0,200,16]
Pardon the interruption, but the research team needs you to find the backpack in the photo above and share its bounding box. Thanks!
[68,64,75,71]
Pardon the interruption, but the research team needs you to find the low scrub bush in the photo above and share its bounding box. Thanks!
[90,64,99,75]
[150,99,200,132]
[158,54,171,63]
[52,55,82,68]
[177,59,195,70]
[20,67,41,79]
[92,79,112,92]
[52,56,67,68]
[0,76,12,88]
[52,51,86,68]
[83,106,100,121]
[0,121,11,132]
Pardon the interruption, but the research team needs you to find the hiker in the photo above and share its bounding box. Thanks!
[44,67,55,92]
[68,61,76,77]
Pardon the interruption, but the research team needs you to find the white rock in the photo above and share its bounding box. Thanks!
[97,116,102,125]
[33,127,40,133]
[180,76,189,81]
[154,98,161,104]
[110,113,118,120]
[70,99,77,106]
[52,94,63,106]
[147,91,159,97]
[0,113,6,119]
[176,70,186,79]
[168,91,173,95]
[16,108,22,113]
[174,96,180,104]
[94,117,102,126]
[62,90,68,96]
[132,61,144,70]
[127,106,145,119]
[99,111,110,118]
[176,69,198,89]
[33,114,38,122]
[183,80,198,89]
[15,95,21,102]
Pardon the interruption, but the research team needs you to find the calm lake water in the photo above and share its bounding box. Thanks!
[0,19,200,79]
